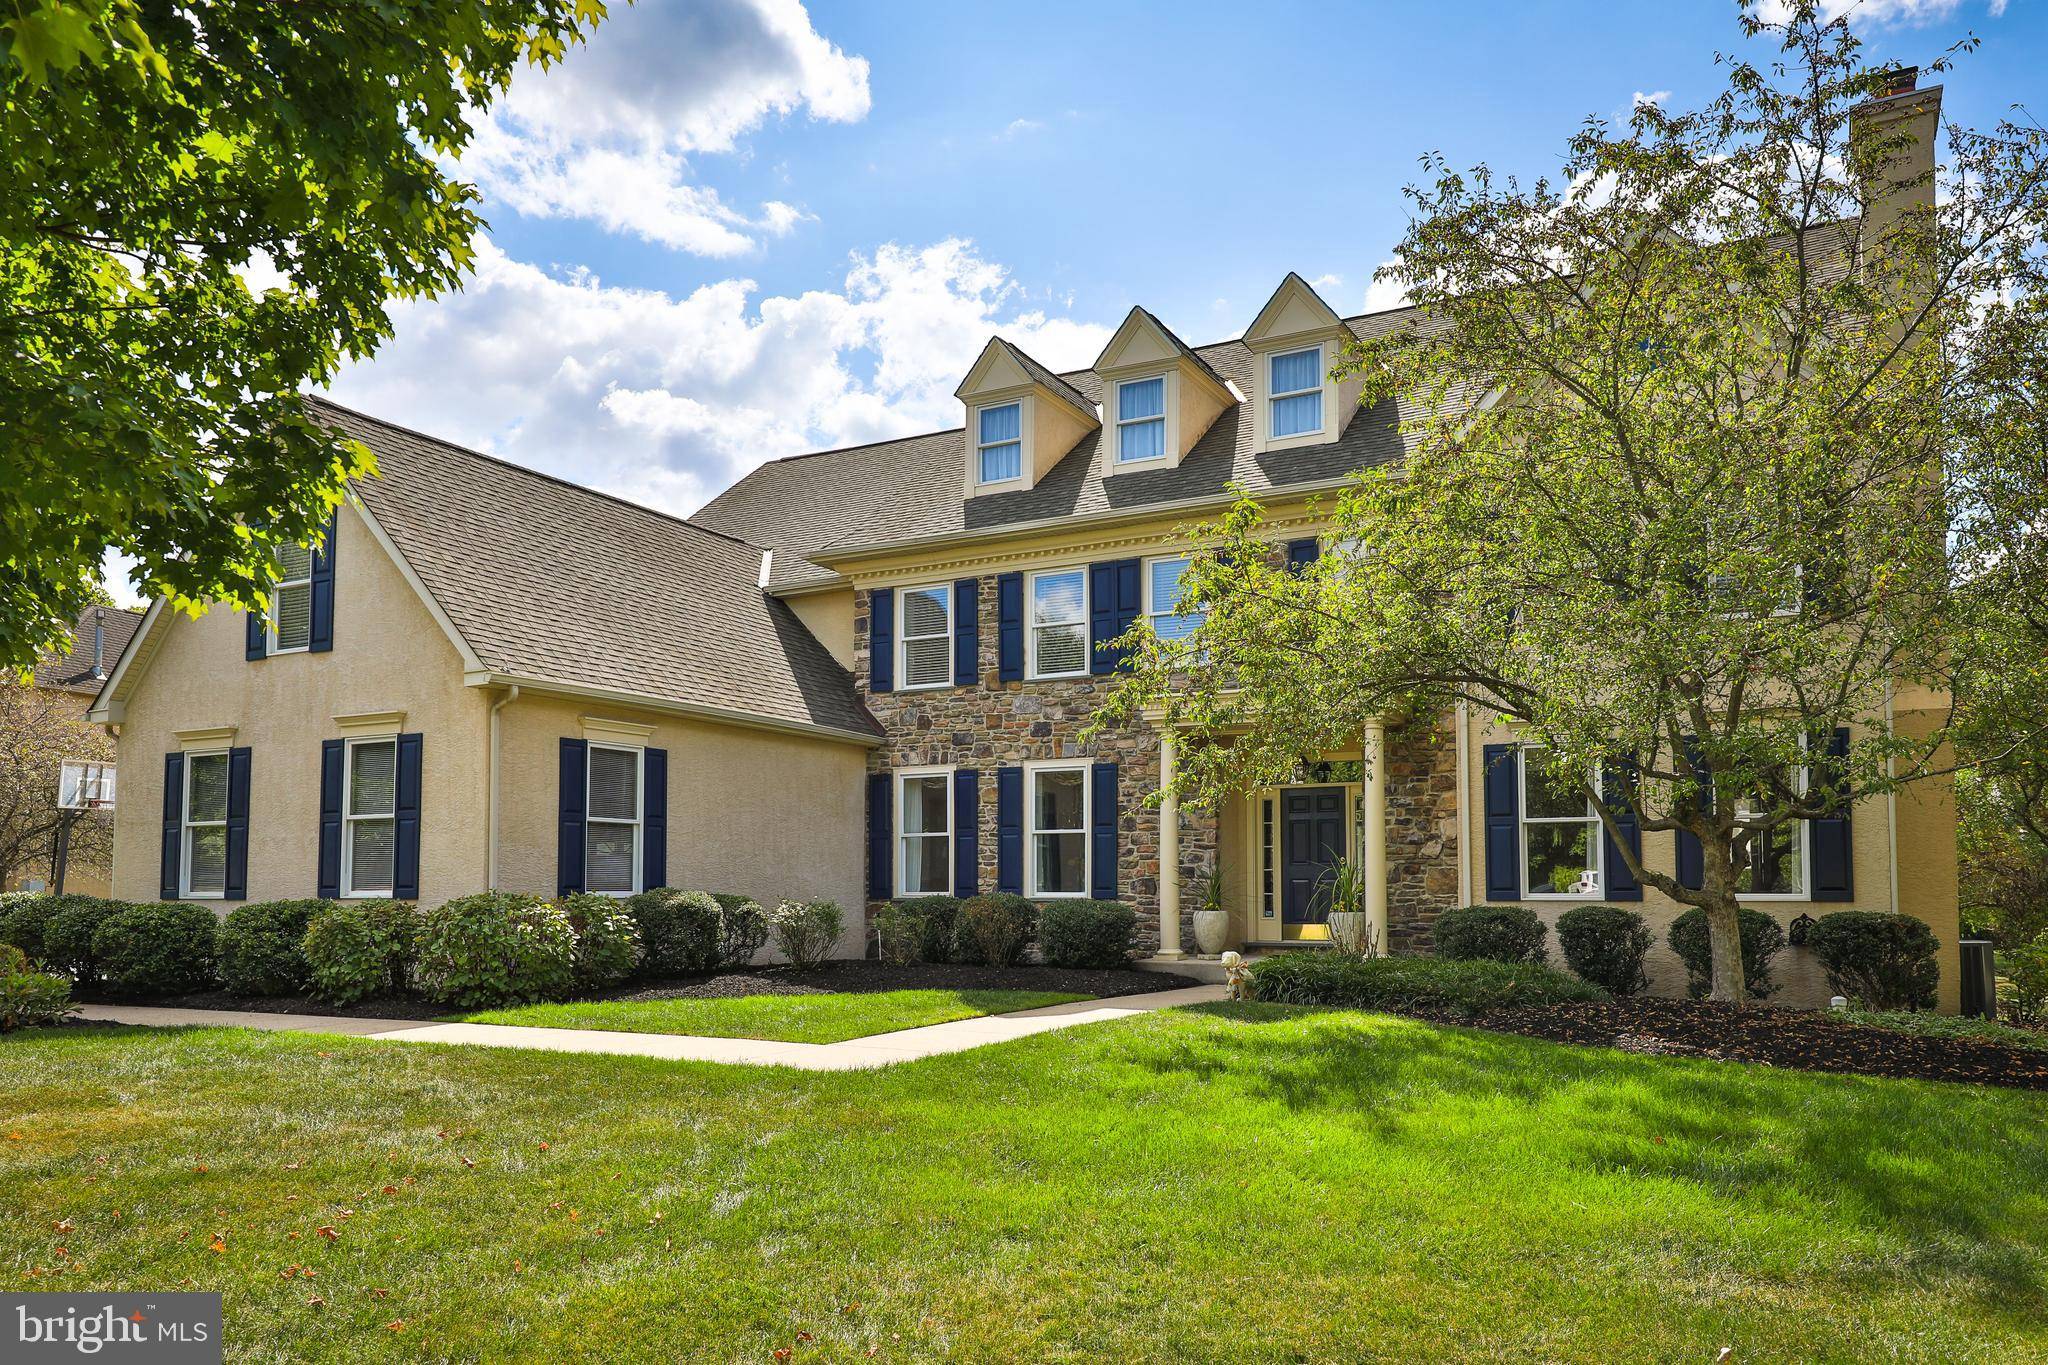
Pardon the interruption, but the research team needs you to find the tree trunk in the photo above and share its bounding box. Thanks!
[1700,874,1747,1005]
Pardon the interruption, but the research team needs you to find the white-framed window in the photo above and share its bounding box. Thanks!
[1145,555,1205,644]
[1115,377,1167,463]
[342,737,398,898]
[1027,762,1089,898]
[269,541,314,653]
[1269,345,1325,438]
[586,743,643,895]
[1735,752,1809,899]
[1709,565,1804,619]
[1521,750,1602,898]
[896,767,953,897]
[898,583,954,690]
[181,750,229,899]
[977,402,1022,484]
[1027,567,1089,679]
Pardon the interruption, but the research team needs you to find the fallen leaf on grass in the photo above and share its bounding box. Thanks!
[772,1351,791,1362]
[207,1237,226,1255]
[796,1331,814,1342]
[460,1156,476,1170]
[381,1185,398,1195]
[192,1164,208,1174]
[306,1295,325,1308]
[316,1227,338,1241]
[370,1288,388,1299]
[52,1220,72,1233]
[385,1320,405,1333]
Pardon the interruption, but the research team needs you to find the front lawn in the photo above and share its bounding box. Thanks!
[4,1006,2046,1361]
[446,987,1086,1043]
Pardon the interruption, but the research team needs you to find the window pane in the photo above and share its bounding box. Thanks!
[273,582,312,650]
[351,818,396,892]
[1525,823,1593,894]
[1271,347,1321,394]
[1742,824,1804,895]
[1118,378,1164,421]
[980,402,1021,444]
[187,826,227,893]
[1035,832,1087,895]
[1150,558,1204,641]
[979,442,1021,483]
[274,542,313,582]
[1524,761,1591,819]
[905,835,950,896]
[1032,570,1084,625]
[904,636,950,686]
[1271,391,1323,438]
[903,586,949,637]
[1034,769,1085,833]
[588,747,640,821]
[349,741,396,817]
[587,823,637,893]
[1034,623,1086,675]
[1119,418,1165,461]
[187,753,228,823]
[901,776,949,836]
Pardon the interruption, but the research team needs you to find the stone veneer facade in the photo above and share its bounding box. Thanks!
[855,578,1463,955]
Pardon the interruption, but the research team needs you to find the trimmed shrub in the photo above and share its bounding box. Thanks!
[2005,934,2048,1026]
[873,901,929,964]
[414,892,576,1008]
[559,893,643,991]
[624,888,724,976]
[1433,904,1548,965]
[1555,905,1653,996]
[769,899,844,970]
[38,896,128,983]
[302,900,418,1003]
[1668,906,1786,1000]
[93,902,218,998]
[0,892,60,965]
[953,894,1036,968]
[0,943,26,974]
[1037,899,1136,969]
[1247,952,1605,1014]
[216,899,327,996]
[906,895,961,964]
[1806,910,1939,1011]
[0,969,75,1030]
[711,894,770,969]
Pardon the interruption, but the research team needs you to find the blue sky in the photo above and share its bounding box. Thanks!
[308,0,2041,528]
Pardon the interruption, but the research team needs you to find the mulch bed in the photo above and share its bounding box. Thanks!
[1428,996,2048,1091]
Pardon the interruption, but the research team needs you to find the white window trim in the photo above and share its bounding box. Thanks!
[895,765,955,899]
[1268,344,1326,440]
[1143,553,1205,642]
[340,735,398,899]
[1519,749,1603,900]
[180,748,228,900]
[897,583,955,692]
[1113,375,1172,468]
[586,741,644,898]
[267,549,314,655]
[1026,566,1090,681]
[1734,743,1812,902]
[1025,759,1091,900]
[1709,563,1805,620]
[975,401,1026,489]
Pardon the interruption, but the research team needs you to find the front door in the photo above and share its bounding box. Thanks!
[1281,787,1347,927]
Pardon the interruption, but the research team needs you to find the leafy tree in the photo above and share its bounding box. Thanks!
[0,674,112,888]
[1,0,604,671]
[1098,5,2048,1003]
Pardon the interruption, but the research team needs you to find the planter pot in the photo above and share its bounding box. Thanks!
[1192,909,1233,957]
[1327,911,1374,956]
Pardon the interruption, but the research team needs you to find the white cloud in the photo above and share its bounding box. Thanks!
[999,118,1047,139]
[324,238,1111,517]
[1750,0,1965,26]
[1363,260,1410,313]
[465,0,870,253]
[1632,90,1673,108]
[1308,273,1344,292]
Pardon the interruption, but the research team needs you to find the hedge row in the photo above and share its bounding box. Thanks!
[874,895,1137,970]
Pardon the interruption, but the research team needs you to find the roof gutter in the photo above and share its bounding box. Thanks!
[462,670,882,748]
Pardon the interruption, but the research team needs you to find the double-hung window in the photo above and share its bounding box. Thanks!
[1146,555,1205,644]
[1027,568,1088,678]
[897,769,952,897]
[585,744,643,895]
[182,751,229,898]
[269,542,314,653]
[1115,377,1166,463]
[1028,763,1088,898]
[343,737,398,897]
[899,584,953,689]
[1736,757,1808,898]
[1269,346,1324,438]
[977,403,1022,484]
[1521,750,1601,897]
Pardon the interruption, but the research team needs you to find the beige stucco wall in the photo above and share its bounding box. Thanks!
[1459,714,1961,1011]
[110,504,492,907]
[782,587,855,671]
[494,691,869,959]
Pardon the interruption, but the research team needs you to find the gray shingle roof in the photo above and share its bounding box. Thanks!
[36,605,144,695]
[309,398,878,741]
[989,336,1100,419]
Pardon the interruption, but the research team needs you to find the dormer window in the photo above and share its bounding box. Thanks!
[977,403,1022,484]
[1115,377,1167,463]
[1269,346,1325,438]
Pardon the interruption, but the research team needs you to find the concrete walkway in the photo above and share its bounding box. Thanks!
[71,985,1226,1071]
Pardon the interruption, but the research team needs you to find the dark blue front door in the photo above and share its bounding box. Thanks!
[1281,787,1346,925]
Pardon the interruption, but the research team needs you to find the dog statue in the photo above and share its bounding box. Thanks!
[1221,950,1254,1002]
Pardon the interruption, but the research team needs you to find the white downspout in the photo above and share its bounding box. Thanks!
[488,684,519,889]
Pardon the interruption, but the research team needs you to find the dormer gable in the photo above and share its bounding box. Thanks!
[1091,306,1237,476]
[1242,273,1361,454]
[955,337,1101,497]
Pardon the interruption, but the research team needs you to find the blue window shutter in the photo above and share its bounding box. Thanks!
[1676,738,1709,891]
[1601,756,1642,902]
[996,767,1023,894]
[1088,558,1141,675]
[866,772,892,900]
[1287,538,1321,573]
[557,738,587,896]
[953,577,980,686]
[223,746,251,901]
[1482,744,1520,902]
[1090,762,1119,899]
[393,732,423,900]
[160,752,184,899]
[309,508,337,653]
[245,607,266,661]
[996,573,1024,681]
[869,588,894,693]
[642,746,667,891]
[954,768,980,897]
[318,740,344,899]
[1810,727,1854,901]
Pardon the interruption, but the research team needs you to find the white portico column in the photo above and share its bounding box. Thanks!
[1363,717,1390,953]
[1156,729,1185,959]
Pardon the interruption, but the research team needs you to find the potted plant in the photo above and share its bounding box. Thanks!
[1192,867,1233,957]
[1321,857,1379,957]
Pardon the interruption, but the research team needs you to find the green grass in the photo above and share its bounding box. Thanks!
[1841,1007,2048,1052]
[4,1006,2047,1361]
[445,988,1086,1043]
